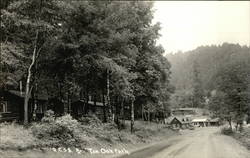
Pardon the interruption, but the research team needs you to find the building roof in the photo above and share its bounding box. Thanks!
[210,118,220,122]
[173,108,197,111]
[7,90,48,100]
[167,116,191,124]
[87,101,104,106]
[72,100,104,107]
[191,118,210,122]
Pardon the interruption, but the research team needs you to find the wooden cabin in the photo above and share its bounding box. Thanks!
[167,116,191,129]
[209,118,220,126]
[191,118,210,127]
[71,100,107,120]
[0,90,48,122]
[47,98,65,116]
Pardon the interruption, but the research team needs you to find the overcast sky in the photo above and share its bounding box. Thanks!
[153,1,250,54]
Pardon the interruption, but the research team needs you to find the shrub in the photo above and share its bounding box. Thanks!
[221,127,234,135]
[31,114,81,147]
[78,115,102,127]
[41,110,55,123]
[55,114,79,132]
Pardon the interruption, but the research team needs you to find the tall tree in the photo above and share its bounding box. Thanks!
[192,61,204,108]
[2,1,173,128]
[1,0,71,123]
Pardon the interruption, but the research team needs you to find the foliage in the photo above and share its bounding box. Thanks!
[1,1,172,126]
[41,110,55,123]
[32,114,81,147]
[167,43,250,91]
[221,127,234,135]
[232,127,250,150]
[192,61,205,108]
[169,89,193,108]
[78,114,102,127]
[167,43,250,124]
[1,120,176,153]
[0,123,38,150]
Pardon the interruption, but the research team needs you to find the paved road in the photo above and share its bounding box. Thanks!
[119,127,250,158]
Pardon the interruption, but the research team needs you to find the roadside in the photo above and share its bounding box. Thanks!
[229,125,250,150]
[0,116,179,158]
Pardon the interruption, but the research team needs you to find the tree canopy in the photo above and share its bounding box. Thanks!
[1,1,173,127]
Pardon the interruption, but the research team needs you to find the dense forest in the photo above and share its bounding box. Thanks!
[0,0,173,130]
[167,43,250,127]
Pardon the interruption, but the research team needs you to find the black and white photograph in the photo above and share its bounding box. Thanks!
[0,1,250,158]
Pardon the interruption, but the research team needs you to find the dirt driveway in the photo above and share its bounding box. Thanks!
[118,127,250,158]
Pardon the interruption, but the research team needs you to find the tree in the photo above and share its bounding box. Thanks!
[2,1,173,129]
[209,90,235,129]
[167,43,250,111]
[215,60,250,130]
[1,0,71,124]
[192,61,204,108]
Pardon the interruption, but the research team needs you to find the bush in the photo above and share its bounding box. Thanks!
[78,115,102,127]
[41,110,55,123]
[221,127,233,135]
[55,114,79,132]
[31,114,81,147]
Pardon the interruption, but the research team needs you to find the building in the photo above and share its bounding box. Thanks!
[0,90,48,122]
[191,118,210,127]
[71,100,107,120]
[210,118,220,126]
[47,98,65,116]
[167,116,192,128]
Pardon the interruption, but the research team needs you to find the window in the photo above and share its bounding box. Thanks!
[0,101,8,113]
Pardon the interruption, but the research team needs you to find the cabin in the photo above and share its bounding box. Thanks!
[210,118,220,126]
[0,89,110,123]
[71,100,107,120]
[47,98,65,116]
[191,118,210,127]
[0,90,48,122]
[167,116,191,128]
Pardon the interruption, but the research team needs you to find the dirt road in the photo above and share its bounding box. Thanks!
[119,127,250,158]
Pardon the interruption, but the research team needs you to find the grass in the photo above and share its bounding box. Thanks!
[0,123,38,150]
[0,117,177,158]
[220,127,233,135]
[231,126,250,150]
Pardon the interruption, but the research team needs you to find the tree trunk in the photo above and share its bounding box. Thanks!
[93,94,97,113]
[85,88,89,115]
[67,91,71,114]
[102,88,107,123]
[24,31,38,125]
[228,117,232,131]
[106,69,113,122]
[130,99,135,133]
[115,97,120,129]
[120,97,125,126]
[141,104,144,121]
[148,111,150,122]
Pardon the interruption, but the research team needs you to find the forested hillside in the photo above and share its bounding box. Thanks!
[167,43,250,91]
[166,43,250,125]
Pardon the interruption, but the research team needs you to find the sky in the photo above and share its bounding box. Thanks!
[153,1,250,54]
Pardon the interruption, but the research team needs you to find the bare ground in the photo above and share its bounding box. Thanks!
[118,127,250,158]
